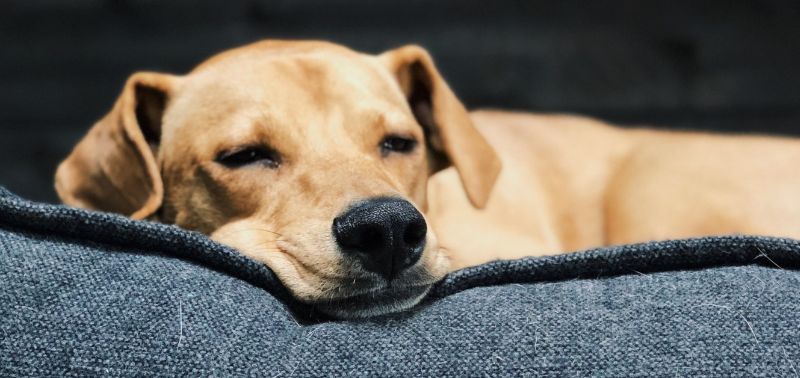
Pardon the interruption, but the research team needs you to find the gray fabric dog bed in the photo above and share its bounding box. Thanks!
[2,186,799,377]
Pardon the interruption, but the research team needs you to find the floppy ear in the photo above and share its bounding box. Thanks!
[379,45,501,208]
[55,72,177,220]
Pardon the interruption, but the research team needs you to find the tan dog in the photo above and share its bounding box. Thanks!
[55,40,800,318]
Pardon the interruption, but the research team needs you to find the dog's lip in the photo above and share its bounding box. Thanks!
[322,276,436,300]
[309,282,433,318]
[323,266,438,295]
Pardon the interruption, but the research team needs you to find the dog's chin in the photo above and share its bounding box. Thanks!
[309,283,432,319]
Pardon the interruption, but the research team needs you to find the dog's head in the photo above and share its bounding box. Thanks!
[55,40,500,318]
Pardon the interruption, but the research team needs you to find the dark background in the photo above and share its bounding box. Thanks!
[1,0,799,203]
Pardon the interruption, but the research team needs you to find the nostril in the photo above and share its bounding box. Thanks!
[333,216,386,251]
[403,219,427,247]
[358,225,386,251]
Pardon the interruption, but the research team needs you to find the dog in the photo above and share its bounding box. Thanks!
[55,40,800,318]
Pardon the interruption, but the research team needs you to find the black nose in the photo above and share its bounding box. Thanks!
[332,197,427,280]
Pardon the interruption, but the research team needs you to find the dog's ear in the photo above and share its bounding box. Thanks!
[55,72,177,220]
[379,45,501,208]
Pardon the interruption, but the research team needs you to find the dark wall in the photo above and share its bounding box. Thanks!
[2,0,799,203]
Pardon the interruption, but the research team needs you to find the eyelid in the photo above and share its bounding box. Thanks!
[381,133,418,146]
[215,140,277,157]
[214,143,282,168]
[383,129,418,139]
[380,134,418,157]
[216,144,259,159]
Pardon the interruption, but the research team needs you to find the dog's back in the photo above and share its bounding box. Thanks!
[430,110,800,269]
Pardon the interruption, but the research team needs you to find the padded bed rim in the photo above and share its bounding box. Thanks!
[2,186,799,315]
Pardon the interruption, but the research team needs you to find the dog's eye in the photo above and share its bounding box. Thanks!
[380,136,417,156]
[215,146,281,169]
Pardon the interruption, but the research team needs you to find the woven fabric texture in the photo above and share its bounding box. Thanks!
[1,187,799,376]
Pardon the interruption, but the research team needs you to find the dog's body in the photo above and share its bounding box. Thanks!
[55,40,800,317]
[434,110,800,269]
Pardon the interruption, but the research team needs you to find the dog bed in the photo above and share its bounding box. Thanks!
[1,186,799,377]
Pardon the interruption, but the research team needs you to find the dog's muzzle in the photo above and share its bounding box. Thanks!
[332,197,427,280]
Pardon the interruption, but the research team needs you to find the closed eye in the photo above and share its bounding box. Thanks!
[380,135,417,157]
[215,145,281,169]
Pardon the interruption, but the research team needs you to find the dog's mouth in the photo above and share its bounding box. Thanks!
[291,261,441,318]
[308,281,433,319]
[265,240,446,319]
